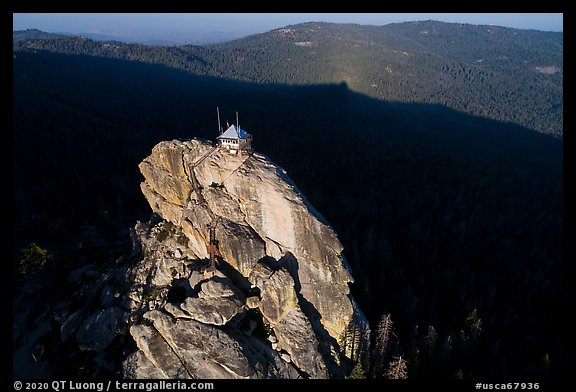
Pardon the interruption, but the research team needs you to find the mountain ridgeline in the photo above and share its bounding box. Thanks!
[12,21,563,379]
[13,21,563,137]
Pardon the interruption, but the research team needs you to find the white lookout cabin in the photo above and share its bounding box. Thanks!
[217,124,252,155]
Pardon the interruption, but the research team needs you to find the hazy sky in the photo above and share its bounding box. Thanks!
[13,13,563,41]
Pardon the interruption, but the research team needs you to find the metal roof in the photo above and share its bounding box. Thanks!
[217,124,250,140]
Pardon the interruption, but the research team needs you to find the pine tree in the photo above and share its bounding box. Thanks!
[385,356,408,379]
[465,309,482,340]
[470,318,482,340]
[376,314,394,358]
[349,362,366,379]
[372,313,396,377]
[342,315,370,368]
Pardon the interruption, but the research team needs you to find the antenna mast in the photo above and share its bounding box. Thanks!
[236,111,239,132]
[217,107,222,134]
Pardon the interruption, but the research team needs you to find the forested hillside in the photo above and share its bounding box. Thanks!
[14,21,563,136]
[13,47,563,379]
[12,28,66,42]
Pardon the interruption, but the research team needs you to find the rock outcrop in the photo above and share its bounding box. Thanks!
[123,139,369,378]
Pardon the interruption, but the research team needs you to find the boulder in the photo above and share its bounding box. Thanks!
[179,277,245,326]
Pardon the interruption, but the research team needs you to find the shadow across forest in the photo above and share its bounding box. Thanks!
[13,51,563,378]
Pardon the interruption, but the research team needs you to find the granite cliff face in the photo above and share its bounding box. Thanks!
[123,139,369,378]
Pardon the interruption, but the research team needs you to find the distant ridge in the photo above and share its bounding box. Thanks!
[12,29,67,42]
[13,28,245,46]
